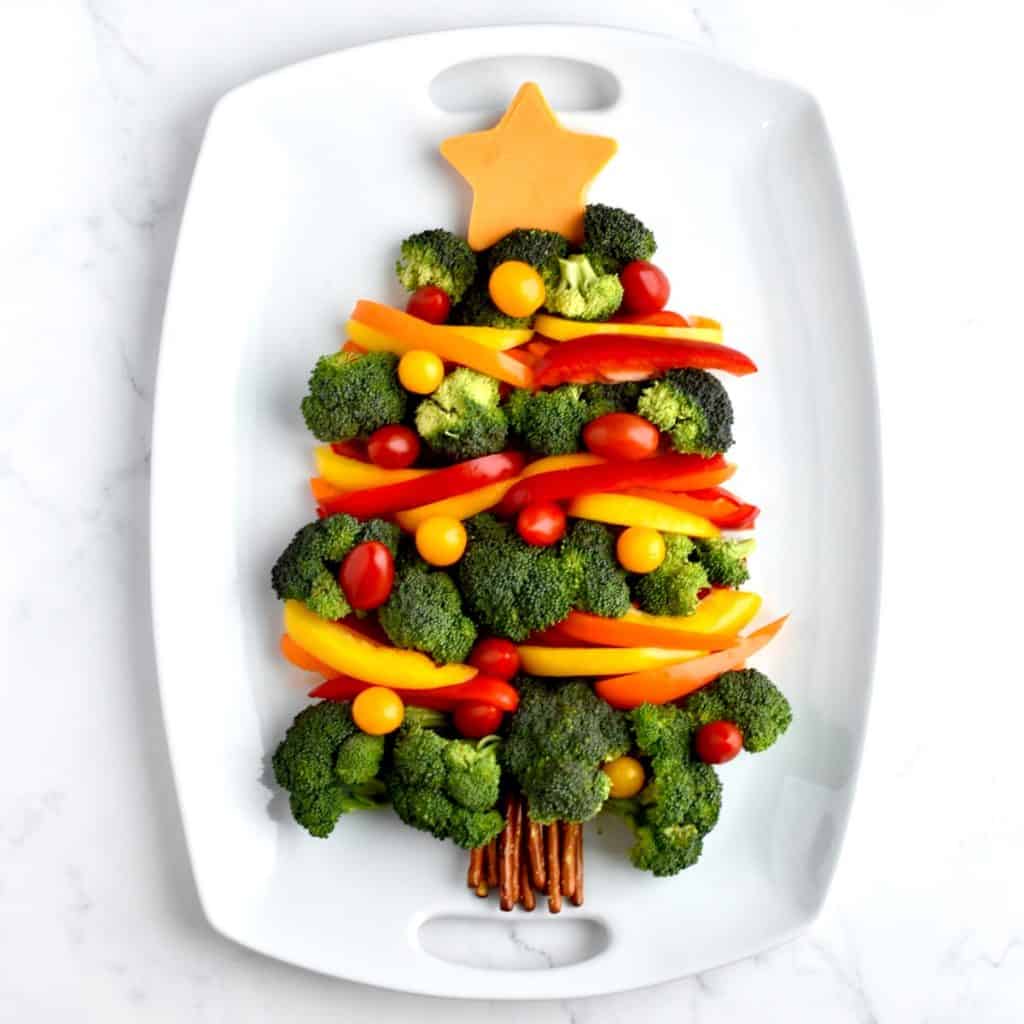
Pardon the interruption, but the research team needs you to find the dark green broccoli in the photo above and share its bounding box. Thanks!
[450,283,532,329]
[378,555,477,664]
[606,703,722,876]
[457,514,583,641]
[395,229,476,303]
[387,727,504,849]
[631,534,709,617]
[636,369,735,456]
[272,701,388,838]
[683,669,792,752]
[691,537,755,588]
[502,678,631,823]
[483,228,570,290]
[582,203,657,274]
[271,514,396,620]
[414,367,508,461]
[301,351,407,443]
[544,254,623,321]
[503,382,639,456]
[564,520,631,618]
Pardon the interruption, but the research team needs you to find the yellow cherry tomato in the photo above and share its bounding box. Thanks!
[488,261,546,318]
[399,349,445,394]
[352,686,405,735]
[603,756,646,799]
[415,515,468,566]
[616,526,666,573]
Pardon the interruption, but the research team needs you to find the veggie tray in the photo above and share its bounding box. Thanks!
[152,26,880,999]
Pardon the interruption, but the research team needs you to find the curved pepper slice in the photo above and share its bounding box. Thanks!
[686,486,760,529]
[554,611,738,651]
[284,600,477,688]
[499,453,734,516]
[280,633,337,675]
[534,313,723,344]
[594,615,787,709]
[610,310,692,327]
[567,492,719,538]
[517,644,703,677]
[314,446,431,493]
[309,673,519,712]
[348,301,534,388]
[320,451,525,519]
[442,325,534,350]
[532,335,756,387]
[621,590,763,636]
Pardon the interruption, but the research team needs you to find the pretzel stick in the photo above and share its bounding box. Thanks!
[499,793,521,911]
[485,837,499,889]
[467,847,484,890]
[571,824,584,907]
[526,813,546,891]
[509,795,522,907]
[546,823,562,914]
[560,822,577,900]
[519,838,536,911]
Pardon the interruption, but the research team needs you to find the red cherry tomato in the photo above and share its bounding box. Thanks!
[406,285,451,324]
[583,412,660,461]
[338,541,395,610]
[366,425,421,469]
[620,261,671,314]
[516,501,566,547]
[695,720,743,764]
[469,638,521,679]
[454,701,504,738]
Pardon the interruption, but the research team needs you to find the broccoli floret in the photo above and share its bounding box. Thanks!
[631,534,709,617]
[450,284,532,329]
[301,351,407,443]
[378,556,477,664]
[415,368,508,461]
[388,728,503,849]
[395,229,476,302]
[582,203,657,274]
[544,254,623,321]
[564,520,631,618]
[502,679,630,823]
[503,382,639,456]
[606,703,722,876]
[683,669,793,752]
[271,515,395,620]
[457,514,583,641]
[272,701,388,838]
[483,229,570,290]
[691,537,755,588]
[636,369,734,457]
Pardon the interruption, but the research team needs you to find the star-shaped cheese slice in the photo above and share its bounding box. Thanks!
[440,82,617,251]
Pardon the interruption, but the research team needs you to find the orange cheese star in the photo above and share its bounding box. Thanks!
[440,82,617,251]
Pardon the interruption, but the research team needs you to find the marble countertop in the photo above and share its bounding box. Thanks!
[2,1,1022,1020]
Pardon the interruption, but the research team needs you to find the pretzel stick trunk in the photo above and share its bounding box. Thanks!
[572,823,584,907]
[526,812,546,891]
[499,793,522,911]
[546,823,562,913]
[467,847,484,890]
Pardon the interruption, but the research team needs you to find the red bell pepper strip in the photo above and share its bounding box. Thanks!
[330,440,368,462]
[532,336,757,388]
[594,616,787,709]
[309,673,520,712]
[687,486,760,529]
[554,610,739,651]
[623,486,760,529]
[320,451,525,518]
[611,310,691,327]
[499,454,735,517]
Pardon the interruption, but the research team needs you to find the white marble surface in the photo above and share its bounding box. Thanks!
[2,0,1022,1019]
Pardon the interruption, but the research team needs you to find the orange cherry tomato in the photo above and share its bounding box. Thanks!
[488,261,545,318]
[352,686,405,735]
[415,515,468,566]
[583,413,660,461]
[399,350,445,394]
[603,755,646,798]
[616,526,666,573]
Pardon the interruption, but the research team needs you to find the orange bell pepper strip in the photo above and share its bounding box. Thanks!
[348,300,534,388]
[533,313,724,344]
[594,615,788,709]
[314,445,432,491]
[620,590,763,636]
[280,633,336,675]
[284,600,477,688]
[567,492,720,538]
[517,645,703,677]
[555,610,738,651]
[310,476,344,503]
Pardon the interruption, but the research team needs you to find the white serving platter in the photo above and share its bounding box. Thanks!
[151,24,880,999]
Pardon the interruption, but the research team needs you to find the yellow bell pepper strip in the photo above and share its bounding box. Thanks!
[553,610,738,651]
[534,313,723,345]
[517,644,703,677]
[394,454,605,531]
[314,445,431,491]
[284,600,478,688]
[348,300,534,388]
[441,325,533,350]
[567,492,719,538]
[595,615,788,709]
[621,589,763,636]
